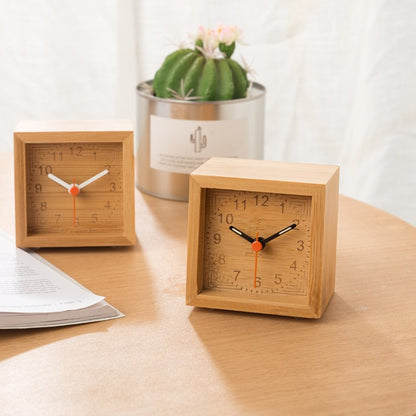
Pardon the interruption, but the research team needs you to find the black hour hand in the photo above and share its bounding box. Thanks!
[262,224,297,244]
[229,226,255,244]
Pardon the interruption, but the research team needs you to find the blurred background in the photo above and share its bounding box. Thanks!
[1,0,415,225]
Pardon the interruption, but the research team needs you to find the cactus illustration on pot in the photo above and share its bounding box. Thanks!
[190,126,207,153]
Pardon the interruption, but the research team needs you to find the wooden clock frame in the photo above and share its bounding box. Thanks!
[186,157,339,318]
[14,120,136,248]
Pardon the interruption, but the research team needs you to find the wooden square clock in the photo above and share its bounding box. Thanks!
[14,120,136,248]
[186,157,339,318]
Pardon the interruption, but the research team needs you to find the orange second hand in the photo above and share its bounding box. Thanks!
[73,194,76,227]
[253,231,259,288]
[73,179,76,228]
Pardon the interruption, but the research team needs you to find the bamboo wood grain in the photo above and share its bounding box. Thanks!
[0,153,415,416]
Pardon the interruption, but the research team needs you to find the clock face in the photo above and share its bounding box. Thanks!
[25,142,123,236]
[203,188,312,299]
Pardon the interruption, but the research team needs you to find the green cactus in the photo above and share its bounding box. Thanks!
[153,41,249,101]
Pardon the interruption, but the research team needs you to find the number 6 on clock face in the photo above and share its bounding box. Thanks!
[186,157,340,319]
[14,120,136,248]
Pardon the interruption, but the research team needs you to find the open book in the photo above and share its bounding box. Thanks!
[0,231,123,329]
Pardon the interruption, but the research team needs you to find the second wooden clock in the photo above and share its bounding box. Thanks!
[186,157,340,318]
[14,120,136,247]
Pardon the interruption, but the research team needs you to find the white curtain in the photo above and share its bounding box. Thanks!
[1,0,415,225]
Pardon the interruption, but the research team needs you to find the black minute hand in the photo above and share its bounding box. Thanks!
[262,223,297,244]
[229,226,255,243]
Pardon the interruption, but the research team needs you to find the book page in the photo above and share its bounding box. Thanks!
[0,232,104,313]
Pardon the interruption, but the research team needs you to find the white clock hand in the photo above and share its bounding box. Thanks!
[229,226,255,243]
[262,224,297,244]
[78,169,109,189]
[47,173,72,190]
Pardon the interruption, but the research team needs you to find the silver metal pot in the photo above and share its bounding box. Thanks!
[136,80,265,201]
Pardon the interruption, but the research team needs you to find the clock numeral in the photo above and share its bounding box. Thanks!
[297,240,305,252]
[255,276,262,287]
[109,182,116,192]
[91,214,98,223]
[234,199,246,210]
[52,152,63,161]
[274,274,282,285]
[218,213,233,224]
[55,214,61,224]
[38,165,53,175]
[213,233,221,244]
[253,194,269,206]
[218,255,226,265]
[279,202,284,213]
[70,145,83,156]
[290,261,297,271]
[34,184,42,193]
[40,201,47,211]
[234,270,240,281]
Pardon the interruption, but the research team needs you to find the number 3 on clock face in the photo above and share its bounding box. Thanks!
[14,120,136,247]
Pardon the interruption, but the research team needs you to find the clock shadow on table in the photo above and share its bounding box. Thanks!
[187,293,413,413]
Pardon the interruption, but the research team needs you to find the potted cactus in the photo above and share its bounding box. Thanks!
[152,25,249,101]
[136,25,265,201]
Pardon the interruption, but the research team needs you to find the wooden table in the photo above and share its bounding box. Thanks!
[0,153,415,415]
